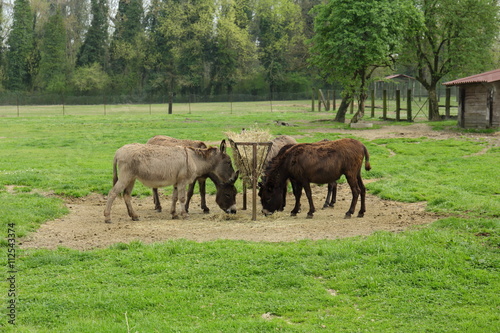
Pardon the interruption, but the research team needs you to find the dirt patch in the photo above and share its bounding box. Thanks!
[20,184,440,251]
[20,123,498,251]
[308,121,500,143]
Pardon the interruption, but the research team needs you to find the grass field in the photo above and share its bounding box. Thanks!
[0,102,498,332]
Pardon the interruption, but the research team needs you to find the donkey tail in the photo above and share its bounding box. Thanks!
[363,145,372,171]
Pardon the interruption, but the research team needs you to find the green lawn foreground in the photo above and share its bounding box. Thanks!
[1,106,499,332]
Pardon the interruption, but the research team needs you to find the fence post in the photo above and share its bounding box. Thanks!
[332,90,336,110]
[326,90,330,111]
[317,89,321,112]
[445,87,451,119]
[407,89,412,122]
[382,90,387,120]
[370,89,375,118]
[62,94,65,116]
[350,100,354,114]
[395,90,401,121]
[311,88,315,111]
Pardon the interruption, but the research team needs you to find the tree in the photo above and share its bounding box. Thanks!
[309,0,413,123]
[61,0,91,68]
[109,0,145,93]
[147,0,216,98]
[209,0,256,95]
[72,62,110,93]
[401,0,500,120]
[76,0,109,68]
[6,0,35,91]
[36,6,69,93]
[252,0,306,95]
[0,1,4,90]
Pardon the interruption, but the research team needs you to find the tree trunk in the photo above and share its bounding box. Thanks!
[351,91,367,123]
[334,94,352,123]
[168,93,173,114]
[427,87,441,121]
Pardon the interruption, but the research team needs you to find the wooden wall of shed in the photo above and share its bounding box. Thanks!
[460,83,499,128]
[492,82,500,128]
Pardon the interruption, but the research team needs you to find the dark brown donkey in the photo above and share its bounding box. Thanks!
[260,140,338,211]
[259,138,371,218]
[147,135,213,213]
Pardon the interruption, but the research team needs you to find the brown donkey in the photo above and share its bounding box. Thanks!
[259,138,371,218]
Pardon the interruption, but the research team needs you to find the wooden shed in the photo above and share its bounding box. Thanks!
[443,69,500,129]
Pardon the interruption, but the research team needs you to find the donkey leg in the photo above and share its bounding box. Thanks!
[104,180,128,223]
[290,182,302,216]
[198,178,210,214]
[323,184,332,209]
[329,182,337,208]
[123,181,139,221]
[303,182,316,218]
[344,176,360,219]
[185,181,196,213]
[170,186,179,219]
[177,184,189,219]
[152,188,162,212]
[357,175,367,218]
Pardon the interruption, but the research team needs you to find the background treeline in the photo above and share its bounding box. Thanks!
[0,0,322,98]
[0,0,499,108]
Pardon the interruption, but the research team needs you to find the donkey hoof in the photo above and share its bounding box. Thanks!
[132,217,140,221]
[203,209,210,214]
[306,214,314,219]
[357,213,364,218]
[155,208,162,213]
[290,212,297,217]
[105,219,112,224]
[344,214,352,219]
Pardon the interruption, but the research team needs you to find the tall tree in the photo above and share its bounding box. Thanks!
[309,0,413,123]
[61,0,91,68]
[401,0,500,120]
[252,0,305,95]
[210,0,256,95]
[147,0,216,96]
[76,0,109,68]
[6,0,35,91]
[0,1,4,90]
[36,5,69,93]
[109,0,145,93]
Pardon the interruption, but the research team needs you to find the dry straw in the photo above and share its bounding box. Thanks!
[225,127,273,187]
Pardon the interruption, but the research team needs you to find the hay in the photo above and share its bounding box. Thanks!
[225,128,273,187]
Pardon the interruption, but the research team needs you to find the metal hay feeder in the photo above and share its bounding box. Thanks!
[228,139,272,221]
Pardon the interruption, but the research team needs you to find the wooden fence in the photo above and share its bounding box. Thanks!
[312,87,458,121]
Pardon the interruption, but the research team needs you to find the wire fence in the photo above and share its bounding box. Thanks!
[0,87,458,119]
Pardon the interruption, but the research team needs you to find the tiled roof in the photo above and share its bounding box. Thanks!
[384,74,415,80]
[443,68,500,86]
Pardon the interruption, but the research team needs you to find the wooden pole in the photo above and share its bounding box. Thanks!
[445,87,451,119]
[252,144,258,221]
[370,89,375,118]
[407,89,412,122]
[383,90,387,120]
[311,88,315,111]
[396,90,401,121]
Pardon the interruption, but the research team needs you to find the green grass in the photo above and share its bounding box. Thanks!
[0,102,498,331]
[4,220,500,332]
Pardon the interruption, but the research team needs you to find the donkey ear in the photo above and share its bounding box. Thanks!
[228,170,239,184]
[220,139,227,153]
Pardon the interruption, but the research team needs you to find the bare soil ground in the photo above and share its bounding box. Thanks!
[21,122,499,251]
